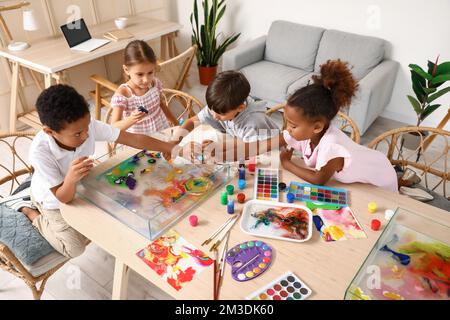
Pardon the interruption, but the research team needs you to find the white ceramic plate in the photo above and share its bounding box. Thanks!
[240,200,313,243]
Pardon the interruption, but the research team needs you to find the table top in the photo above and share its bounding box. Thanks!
[60,129,450,300]
[0,15,181,74]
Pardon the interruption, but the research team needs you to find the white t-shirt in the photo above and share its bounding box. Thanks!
[29,118,120,210]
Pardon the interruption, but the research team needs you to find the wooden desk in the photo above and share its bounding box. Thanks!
[0,15,181,131]
[60,130,450,300]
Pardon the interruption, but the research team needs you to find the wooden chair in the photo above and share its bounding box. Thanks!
[368,127,449,197]
[90,45,197,120]
[0,132,68,300]
[266,104,361,144]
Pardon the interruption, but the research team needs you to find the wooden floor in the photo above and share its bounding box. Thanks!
[0,66,447,300]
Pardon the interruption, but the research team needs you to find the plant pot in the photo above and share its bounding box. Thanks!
[198,65,218,86]
[401,130,429,150]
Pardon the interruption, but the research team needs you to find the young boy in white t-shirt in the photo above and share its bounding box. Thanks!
[20,85,176,258]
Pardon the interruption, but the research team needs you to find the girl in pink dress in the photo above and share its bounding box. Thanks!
[279,60,398,192]
[111,40,177,134]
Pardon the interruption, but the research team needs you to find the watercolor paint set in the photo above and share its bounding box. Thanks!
[253,168,279,201]
[247,271,312,300]
[289,182,348,207]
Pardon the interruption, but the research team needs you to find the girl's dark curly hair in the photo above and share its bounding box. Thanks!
[287,59,358,121]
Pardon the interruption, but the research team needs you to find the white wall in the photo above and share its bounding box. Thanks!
[0,0,169,132]
[169,0,450,130]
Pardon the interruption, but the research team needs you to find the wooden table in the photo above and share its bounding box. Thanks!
[0,15,181,132]
[60,130,450,300]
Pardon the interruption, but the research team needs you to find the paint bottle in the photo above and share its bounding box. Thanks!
[221,192,228,205]
[189,215,198,227]
[248,157,256,174]
[287,193,295,203]
[226,185,234,195]
[227,200,235,214]
[239,167,246,180]
[238,179,246,190]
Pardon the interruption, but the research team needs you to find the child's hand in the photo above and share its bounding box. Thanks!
[172,142,203,163]
[202,140,225,164]
[66,157,94,184]
[279,147,294,165]
[129,110,147,124]
[189,142,204,164]
[163,141,180,161]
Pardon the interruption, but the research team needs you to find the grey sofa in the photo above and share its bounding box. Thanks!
[222,20,399,134]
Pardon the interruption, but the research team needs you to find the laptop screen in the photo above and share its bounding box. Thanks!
[60,19,92,48]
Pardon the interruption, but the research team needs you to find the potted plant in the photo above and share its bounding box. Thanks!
[404,56,450,149]
[190,0,240,85]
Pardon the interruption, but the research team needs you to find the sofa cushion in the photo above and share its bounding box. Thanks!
[241,60,310,103]
[314,29,385,80]
[287,72,319,97]
[265,20,325,71]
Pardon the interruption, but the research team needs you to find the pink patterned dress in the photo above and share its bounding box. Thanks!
[110,78,169,134]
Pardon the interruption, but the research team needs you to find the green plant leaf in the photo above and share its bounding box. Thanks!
[411,70,426,103]
[422,87,437,94]
[191,0,239,66]
[420,104,441,121]
[200,25,208,66]
[409,64,433,81]
[436,61,450,76]
[193,0,199,41]
[427,86,450,103]
[212,33,241,64]
[427,60,436,74]
[204,0,209,42]
[407,95,423,115]
[432,74,450,84]
[216,5,226,23]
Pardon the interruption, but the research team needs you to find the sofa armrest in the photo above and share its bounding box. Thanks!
[349,59,399,134]
[222,36,267,71]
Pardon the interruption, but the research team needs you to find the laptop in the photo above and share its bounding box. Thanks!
[61,18,110,52]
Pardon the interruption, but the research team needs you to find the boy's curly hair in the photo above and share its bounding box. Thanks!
[36,84,90,132]
[287,59,358,121]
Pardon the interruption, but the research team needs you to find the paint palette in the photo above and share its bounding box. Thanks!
[247,271,312,300]
[289,182,348,207]
[226,240,273,282]
[254,168,279,201]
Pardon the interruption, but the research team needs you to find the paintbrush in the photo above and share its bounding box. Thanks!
[209,215,238,251]
[202,215,236,246]
[210,213,240,252]
[216,233,229,300]
[213,249,218,300]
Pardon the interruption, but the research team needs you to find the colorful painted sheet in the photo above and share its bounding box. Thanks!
[312,207,366,242]
[136,229,214,291]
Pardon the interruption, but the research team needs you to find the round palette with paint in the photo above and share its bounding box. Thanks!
[246,271,312,300]
[226,240,273,282]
